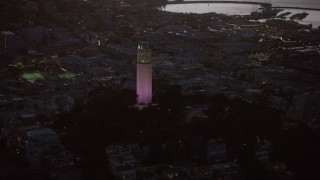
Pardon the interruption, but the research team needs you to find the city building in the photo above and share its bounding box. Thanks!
[206,139,227,162]
[255,145,270,163]
[291,91,320,124]
[109,153,138,180]
[21,128,60,168]
[136,42,152,107]
[191,162,240,179]
[0,31,16,54]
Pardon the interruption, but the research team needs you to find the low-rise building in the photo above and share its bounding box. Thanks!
[21,128,60,168]
[191,162,240,179]
[206,139,227,162]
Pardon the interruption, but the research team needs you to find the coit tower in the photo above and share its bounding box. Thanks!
[136,42,152,106]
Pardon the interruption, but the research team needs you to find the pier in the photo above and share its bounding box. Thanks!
[269,7,320,11]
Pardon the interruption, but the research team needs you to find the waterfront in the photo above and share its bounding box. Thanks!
[278,9,320,28]
[183,0,320,9]
[161,1,320,28]
[161,3,259,15]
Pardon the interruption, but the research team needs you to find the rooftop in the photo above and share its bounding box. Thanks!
[1,31,15,36]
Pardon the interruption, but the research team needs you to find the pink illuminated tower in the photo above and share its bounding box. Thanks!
[136,42,152,106]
